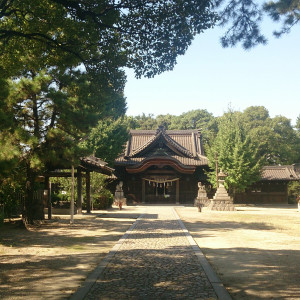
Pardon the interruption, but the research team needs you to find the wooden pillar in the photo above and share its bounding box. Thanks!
[176,179,180,204]
[45,176,52,220]
[86,171,91,213]
[142,179,145,204]
[70,165,75,224]
[77,168,82,214]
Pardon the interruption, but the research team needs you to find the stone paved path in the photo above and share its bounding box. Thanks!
[83,206,218,299]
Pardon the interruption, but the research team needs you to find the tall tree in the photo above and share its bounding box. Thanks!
[214,0,300,48]
[206,110,262,194]
[87,117,129,166]
[1,1,219,222]
[296,115,300,131]
[264,0,300,37]
[168,109,217,144]
[133,114,158,130]
[241,107,300,165]
[3,67,126,223]
[0,0,217,78]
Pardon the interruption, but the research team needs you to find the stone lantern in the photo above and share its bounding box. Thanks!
[207,170,235,211]
[218,170,227,186]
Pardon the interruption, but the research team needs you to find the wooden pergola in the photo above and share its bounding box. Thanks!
[44,156,114,219]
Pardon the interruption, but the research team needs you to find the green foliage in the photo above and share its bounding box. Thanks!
[168,109,217,144]
[296,115,300,131]
[205,110,262,193]
[131,109,217,145]
[51,172,113,209]
[93,190,114,210]
[288,181,300,203]
[264,0,300,37]
[214,0,300,49]
[133,114,158,130]
[0,0,219,222]
[87,118,129,166]
[243,110,300,165]
[0,0,217,79]
[0,180,24,218]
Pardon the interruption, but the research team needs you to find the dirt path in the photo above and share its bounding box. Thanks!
[176,205,300,300]
[0,206,144,299]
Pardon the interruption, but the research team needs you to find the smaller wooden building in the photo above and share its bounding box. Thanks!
[235,164,300,204]
[114,126,208,204]
[45,156,114,215]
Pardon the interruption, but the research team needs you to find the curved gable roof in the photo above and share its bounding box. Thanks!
[130,126,194,158]
[116,126,208,167]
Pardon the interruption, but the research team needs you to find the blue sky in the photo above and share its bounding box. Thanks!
[124,18,300,126]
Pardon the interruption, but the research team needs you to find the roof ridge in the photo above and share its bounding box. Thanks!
[161,131,195,158]
[130,131,162,157]
[129,127,196,159]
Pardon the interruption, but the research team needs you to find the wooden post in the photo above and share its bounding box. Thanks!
[176,179,180,204]
[45,176,52,220]
[70,165,74,224]
[86,171,91,213]
[48,181,52,220]
[142,179,145,204]
[215,152,219,188]
[77,168,82,214]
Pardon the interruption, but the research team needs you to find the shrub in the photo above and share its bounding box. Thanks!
[93,189,113,210]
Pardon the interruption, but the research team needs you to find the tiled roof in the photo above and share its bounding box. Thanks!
[116,127,208,167]
[80,156,114,175]
[261,165,300,181]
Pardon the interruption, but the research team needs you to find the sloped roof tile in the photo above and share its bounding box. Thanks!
[116,127,208,167]
[261,165,300,181]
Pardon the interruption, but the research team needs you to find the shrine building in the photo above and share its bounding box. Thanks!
[114,126,209,204]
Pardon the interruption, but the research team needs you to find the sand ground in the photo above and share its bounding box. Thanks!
[0,206,145,299]
[1,204,300,299]
[176,205,300,300]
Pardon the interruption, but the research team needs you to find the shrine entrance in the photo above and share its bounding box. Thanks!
[114,127,209,205]
[143,177,179,204]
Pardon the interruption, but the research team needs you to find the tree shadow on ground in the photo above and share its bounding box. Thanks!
[77,245,300,300]
[82,246,217,300]
[200,247,300,299]
[0,218,133,249]
[0,252,107,299]
[180,219,275,239]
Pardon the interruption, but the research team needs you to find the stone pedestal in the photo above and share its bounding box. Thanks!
[194,182,210,211]
[207,182,235,211]
[114,181,127,209]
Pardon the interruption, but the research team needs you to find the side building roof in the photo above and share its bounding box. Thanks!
[261,165,300,181]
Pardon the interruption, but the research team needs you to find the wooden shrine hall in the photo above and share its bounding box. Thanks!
[114,126,209,204]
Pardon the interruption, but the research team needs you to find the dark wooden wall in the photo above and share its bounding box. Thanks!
[234,181,288,204]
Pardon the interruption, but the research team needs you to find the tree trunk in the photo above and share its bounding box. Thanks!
[23,167,44,224]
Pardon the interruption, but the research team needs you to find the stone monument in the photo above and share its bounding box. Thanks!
[194,182,210,212]
[114,181,126,209]
[207,170,235,211]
